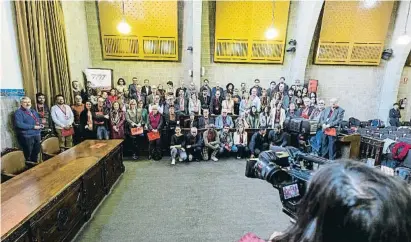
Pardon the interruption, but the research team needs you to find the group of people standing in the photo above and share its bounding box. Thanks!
[14,76,339,164]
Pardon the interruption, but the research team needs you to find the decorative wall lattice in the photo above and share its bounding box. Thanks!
[214,1,290,64]
[98,1,178,61]
[315,0,394,65]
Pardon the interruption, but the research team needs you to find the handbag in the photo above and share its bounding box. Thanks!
[324,127,336,136]
[130,127,143,136]
[147,131,160,141]
[61,127,74,137]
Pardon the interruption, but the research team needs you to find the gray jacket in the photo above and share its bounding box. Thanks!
[318,107,345,128]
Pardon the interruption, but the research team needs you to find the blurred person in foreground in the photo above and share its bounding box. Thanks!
[239,160,411,242]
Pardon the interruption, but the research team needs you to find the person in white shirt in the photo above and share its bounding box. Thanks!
[51,94,75,151]
[222,93,235,115]
[250,87,261,112]
[189,92,201,115]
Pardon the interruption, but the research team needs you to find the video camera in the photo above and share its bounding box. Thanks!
[245,147,330,219]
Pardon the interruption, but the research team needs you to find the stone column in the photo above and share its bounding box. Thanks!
[377,1,411,122]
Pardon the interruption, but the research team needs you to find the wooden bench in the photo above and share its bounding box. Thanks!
[1,140,124,242]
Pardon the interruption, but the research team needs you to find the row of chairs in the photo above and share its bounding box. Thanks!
[1,135,61,183]
[357,127,411,144]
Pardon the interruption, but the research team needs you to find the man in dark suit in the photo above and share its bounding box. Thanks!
[199,89,211,111]
[141,79,152,96]
[128,77,139,100]
[184,112,199,129]
[175,89,189,115]
[198,109,215,129]
[209,90,223,115]
[318,98,345,160]
[389,103,401,127]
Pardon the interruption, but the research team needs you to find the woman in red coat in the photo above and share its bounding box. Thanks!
[110,101,125,139]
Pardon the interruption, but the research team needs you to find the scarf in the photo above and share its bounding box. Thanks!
[111,110,120,124]
[149,112,161,129]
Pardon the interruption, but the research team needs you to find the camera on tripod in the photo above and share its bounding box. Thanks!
[245,147,330,219]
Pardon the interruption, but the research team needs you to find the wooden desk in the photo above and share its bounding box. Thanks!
[338,134,361,160]
[1,140,124,242]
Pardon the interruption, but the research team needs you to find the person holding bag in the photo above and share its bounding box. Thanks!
[148,105,163,160]
[51,94,74,152]
[126,99,147,160]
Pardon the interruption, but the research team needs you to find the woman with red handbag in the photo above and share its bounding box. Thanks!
[148,105,163,160]
[126,99,147,160]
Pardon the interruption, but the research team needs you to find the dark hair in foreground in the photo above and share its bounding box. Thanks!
[272,160,411,242]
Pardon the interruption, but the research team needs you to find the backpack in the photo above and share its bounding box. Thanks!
[348,117,361,127]
[151,149,163,161]
[392,142,411,161]
[395,167,411,184]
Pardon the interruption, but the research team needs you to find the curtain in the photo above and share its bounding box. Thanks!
[14,0,72,106]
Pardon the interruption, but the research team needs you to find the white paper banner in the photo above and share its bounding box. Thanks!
[84,68,112,90]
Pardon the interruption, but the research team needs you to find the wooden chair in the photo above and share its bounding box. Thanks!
[41,135,60,161]
[1,148,36,183]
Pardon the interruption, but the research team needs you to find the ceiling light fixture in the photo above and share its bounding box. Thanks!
[117,1,131,35]
[397,0,411,45]
[265,0,278,40]
[362,0,379,9]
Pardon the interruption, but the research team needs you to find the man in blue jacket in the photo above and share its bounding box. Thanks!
[14,96,42,162]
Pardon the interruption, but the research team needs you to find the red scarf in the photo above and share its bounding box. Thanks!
[149,112,161,129]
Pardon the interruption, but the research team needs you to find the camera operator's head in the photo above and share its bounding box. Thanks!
[272,160,411,242]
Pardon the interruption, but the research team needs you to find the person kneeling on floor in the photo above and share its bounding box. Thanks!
[184,127,203,161]
[203,124,220,161]
[268,124,290,150]
[170,126,187,165]
[219,124,237,157]
[249,126,269,158]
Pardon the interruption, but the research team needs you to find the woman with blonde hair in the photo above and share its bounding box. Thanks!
[126,99,147,159]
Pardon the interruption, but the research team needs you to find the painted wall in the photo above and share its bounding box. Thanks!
[84,1,188,87]
[0,1,24,150]
[62,1,91,88]
[1,0,23,89]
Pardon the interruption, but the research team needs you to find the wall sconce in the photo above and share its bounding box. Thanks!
[286,39,297,53]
